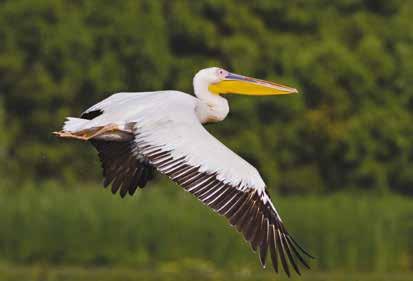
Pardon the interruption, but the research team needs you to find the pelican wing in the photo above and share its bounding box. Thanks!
[78,91,312,274]
[123,93,312,275]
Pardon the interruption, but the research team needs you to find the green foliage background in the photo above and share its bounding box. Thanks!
[1,184,412,273]
[0,0,413,277]
[1,0,412,195]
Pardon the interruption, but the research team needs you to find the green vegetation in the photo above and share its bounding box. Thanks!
[1,265,413,281]
[0,0,412,277]
[0,183,411,272]
[1,0,413,195]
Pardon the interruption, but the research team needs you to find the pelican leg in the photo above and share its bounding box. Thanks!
[53,124,120,141]
[53,131,91,140]
[81,124,120,140]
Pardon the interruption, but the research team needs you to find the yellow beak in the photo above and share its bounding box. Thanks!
[208,73,298,96]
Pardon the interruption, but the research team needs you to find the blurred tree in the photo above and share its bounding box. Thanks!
[0,0,412,195]
[0,99,9,179]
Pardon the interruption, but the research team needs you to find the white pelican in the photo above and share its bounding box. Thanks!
[54,67,313,275]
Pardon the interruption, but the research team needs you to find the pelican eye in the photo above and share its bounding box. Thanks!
[217,68,228,79]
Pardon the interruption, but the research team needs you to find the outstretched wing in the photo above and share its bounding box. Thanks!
[126,93,313,275]
[77,91,313,274]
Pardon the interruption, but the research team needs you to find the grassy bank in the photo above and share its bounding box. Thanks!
[0,182,412,273]
[1,265,413,281]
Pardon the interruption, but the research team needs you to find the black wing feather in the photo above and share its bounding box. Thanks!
[91,140,156,197]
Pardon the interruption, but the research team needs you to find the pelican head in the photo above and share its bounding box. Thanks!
[194,67,298,96]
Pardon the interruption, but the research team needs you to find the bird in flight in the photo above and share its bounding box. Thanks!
[54,67,313,276]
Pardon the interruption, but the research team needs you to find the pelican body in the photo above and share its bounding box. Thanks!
[55,67,313,276]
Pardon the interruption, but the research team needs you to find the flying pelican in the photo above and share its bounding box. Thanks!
[54,67,313,275]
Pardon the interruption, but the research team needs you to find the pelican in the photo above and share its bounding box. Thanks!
[54,67,313,275]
